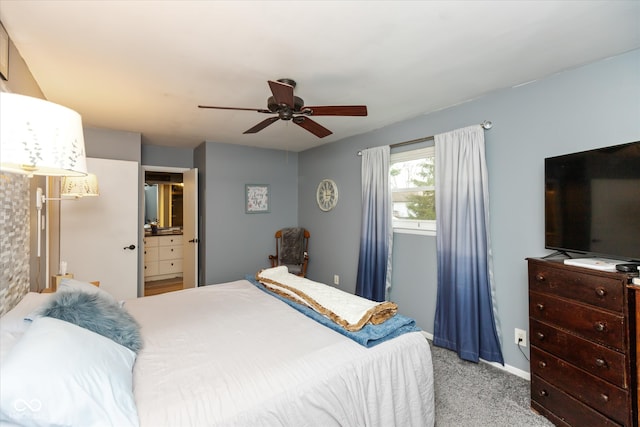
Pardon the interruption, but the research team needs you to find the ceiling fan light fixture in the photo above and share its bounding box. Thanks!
[276,78,296,88]
[199,78,367,138]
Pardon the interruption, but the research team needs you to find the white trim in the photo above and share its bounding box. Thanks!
[142,165,189,173]
[391,146,434,162]
[483,360,531,381]
[420,331,530,381]
[393,228,436,237]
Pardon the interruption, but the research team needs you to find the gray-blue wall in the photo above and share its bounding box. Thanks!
[197,142,299,285]
[85,127,141,162]
[142,144,193,168]
[298,49,640,373]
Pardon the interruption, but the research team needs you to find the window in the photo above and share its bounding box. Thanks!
[390,146,436,235]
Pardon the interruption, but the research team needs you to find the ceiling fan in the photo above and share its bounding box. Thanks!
[198,79,368,138]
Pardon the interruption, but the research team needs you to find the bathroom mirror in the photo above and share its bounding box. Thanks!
[144,172,184,228]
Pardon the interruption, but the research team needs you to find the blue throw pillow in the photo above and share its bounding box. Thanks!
[38,290,143,353]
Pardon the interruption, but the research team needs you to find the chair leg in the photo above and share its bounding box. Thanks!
[268,255,278,268]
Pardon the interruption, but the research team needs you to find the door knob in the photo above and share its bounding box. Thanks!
[123,244,136,250]
[188,238,199,243]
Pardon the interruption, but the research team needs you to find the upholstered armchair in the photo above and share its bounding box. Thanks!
[268,228,310,277]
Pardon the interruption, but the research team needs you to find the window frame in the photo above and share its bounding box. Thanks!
[390,145,436,236]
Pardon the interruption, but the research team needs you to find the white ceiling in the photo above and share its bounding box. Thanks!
[1,1,639,152]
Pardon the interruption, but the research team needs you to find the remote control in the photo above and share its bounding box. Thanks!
[615,263,640,273]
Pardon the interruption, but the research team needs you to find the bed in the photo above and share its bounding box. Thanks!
[0,274,435,427]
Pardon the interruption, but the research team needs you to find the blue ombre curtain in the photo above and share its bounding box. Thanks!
[433,125,504,364]
[356,146,393,302]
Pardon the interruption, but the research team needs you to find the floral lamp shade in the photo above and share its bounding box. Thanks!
[0,92,87,176]
[61,173,99,197]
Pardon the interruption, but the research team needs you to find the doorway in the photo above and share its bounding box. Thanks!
[142,167,198,296]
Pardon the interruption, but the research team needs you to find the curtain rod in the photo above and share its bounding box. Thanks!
[357,120,493,156]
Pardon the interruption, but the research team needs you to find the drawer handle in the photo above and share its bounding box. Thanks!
[593,321,606,332]
[595,287,607,297]
[536,303,545,311]
[600,393,609,403]
[535,274,545,282]
[539,390,549,397]
[538,361,547,368]
[536,332,545,340]
[595,358,608,368]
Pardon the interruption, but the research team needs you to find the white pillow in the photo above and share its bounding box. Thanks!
[0,316,139,427]
[0,293,51,333]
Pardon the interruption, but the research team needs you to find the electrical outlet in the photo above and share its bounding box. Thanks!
[333,275,340,286]
[515,328,527,347]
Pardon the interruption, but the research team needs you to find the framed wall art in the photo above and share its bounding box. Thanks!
[245,184,270,213]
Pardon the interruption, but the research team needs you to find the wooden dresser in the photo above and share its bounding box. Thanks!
[528,258,637,427]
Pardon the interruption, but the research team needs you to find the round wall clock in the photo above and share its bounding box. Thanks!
[316,179,338,211]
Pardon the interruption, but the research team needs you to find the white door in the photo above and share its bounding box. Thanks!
[60,158,139,300]
[182,168,198,288]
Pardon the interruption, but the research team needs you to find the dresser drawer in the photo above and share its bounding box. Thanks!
[158,235,182,246]
[144,246,159,262]
[529,260,624,312]
[530,291,625,350]
[530,319,627,387]
[531,375,622,427]
[158,259,182,275]
[144,261,159,277]
[158,245,183,261]
[143,236,159,247]
[531,347,630,425]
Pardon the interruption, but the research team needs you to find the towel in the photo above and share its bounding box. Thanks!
[246,275,419,347]
[256,266,397,332]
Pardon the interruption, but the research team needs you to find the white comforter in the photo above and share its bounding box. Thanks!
[126,280,435,427]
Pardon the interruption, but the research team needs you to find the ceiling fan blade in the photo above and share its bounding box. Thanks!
[243,117,280,134]
[268,80,295,108]
[294,117,333,138]
[198,105,271,113]
[303,105,368,116]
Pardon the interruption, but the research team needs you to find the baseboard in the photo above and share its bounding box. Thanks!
[421,330,531,381]
[483,360,530,380]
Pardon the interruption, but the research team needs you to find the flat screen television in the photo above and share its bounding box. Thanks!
[545,141,640,262]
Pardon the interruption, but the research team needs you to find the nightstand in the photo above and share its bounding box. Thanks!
[41,275,100,293]
[50,274,74,291]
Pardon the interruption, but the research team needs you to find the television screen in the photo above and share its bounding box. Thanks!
[545,141,640,262]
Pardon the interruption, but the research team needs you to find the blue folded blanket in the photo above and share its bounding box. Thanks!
[246,275,420,348]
